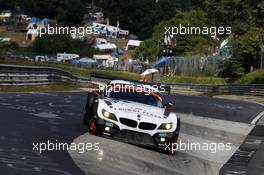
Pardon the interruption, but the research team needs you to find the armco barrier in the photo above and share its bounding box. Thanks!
[168,84,264,96]
[1,65,263,96]
[0,64,90,85]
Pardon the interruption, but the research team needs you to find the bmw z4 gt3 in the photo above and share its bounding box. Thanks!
[83,80,180,152]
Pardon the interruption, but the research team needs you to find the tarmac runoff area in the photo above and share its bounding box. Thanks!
[69,113,255,175]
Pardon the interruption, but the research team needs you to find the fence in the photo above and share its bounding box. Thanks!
[159,56,222,76]
[112,56,222,76]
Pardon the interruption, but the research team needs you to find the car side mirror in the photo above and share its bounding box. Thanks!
[165,102,174,111]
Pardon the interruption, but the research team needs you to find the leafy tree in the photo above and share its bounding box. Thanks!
[95,0,183,39]
[55,0,85,26]
[218,58,245,78]
[204,0,264,76]
[133,10,216,60]
[0,41,18,63]
[0,0,85,26]
[33,34,97,57]
[232,28,263,72]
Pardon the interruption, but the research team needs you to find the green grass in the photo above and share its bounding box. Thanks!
[4,59,91,77]
[0,82,98,92]
[160,75,227,85]
[0,82,78,92]
[91,69,140,81]
[238,70,264,84]
[3,59,141,80]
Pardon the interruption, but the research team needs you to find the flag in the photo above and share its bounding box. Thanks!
[117,20,119,29]
[211,34,220,41]
[167,35,172,46]
[164,34,168,46]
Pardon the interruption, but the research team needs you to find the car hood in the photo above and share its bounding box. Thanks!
[97,97,177,124]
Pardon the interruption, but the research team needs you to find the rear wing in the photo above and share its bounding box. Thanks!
[141,82,171,94]
[91,73,171,94]
[108,81,171,95]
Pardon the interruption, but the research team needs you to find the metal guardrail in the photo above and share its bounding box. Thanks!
[0,65,263,96]
[0,64,90,80]
[0,64,91,85]
[168,83,264,96]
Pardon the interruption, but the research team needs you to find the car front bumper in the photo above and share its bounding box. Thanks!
[93,118,180,149]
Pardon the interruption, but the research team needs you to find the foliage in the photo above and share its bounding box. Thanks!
[94,0,196,39]
[160,75,226,85]
[0,41,18,63]
[0,0,85,25]
[33,34,97,57]
[4,58,141,80]
[0,82,97,92]
[239,70,264,84]
[218,58,245,78]
[133,10,215,60]
[55,0,85,26]
[231,28,264,72]
[204,0,264,76]
[132,39,159,61]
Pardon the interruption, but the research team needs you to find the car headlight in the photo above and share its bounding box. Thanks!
[102,109,117,121]
[158,123,173,130]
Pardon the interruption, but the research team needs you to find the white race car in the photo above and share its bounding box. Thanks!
[83,80,180,152]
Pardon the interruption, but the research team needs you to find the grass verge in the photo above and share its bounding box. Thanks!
[0,82,97,92]
[4,59,141,80]
[160,75,226,85]
[238,70,264,84]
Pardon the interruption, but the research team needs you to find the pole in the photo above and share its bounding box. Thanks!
[261,45,264,69]
[261,54,263,69]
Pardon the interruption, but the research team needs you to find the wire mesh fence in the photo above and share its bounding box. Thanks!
[154,56,222,76]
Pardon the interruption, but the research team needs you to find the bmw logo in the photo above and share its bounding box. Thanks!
[137,114,141,121]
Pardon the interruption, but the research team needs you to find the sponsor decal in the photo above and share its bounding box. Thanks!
[113,107,163,119]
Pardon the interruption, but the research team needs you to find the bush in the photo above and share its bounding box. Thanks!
[33,34,97,57]
[239,70,264,84]
[218,58,245,79]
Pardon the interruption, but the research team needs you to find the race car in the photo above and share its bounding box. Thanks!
[83,80,180,152]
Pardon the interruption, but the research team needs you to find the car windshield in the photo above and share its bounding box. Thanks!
[107,90,163,108]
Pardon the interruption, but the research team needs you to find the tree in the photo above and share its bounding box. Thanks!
[95,0,183,39]
[218,59,245,79]
[0,0,85,26]
[204,0,264,75]
[232,28,263,72]
[33,34,97,57]
[133,10,216,60]
[55,0,85,26]
[0,41,18,63]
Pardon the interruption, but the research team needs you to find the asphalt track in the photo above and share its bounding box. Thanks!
[0,92,263,175]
